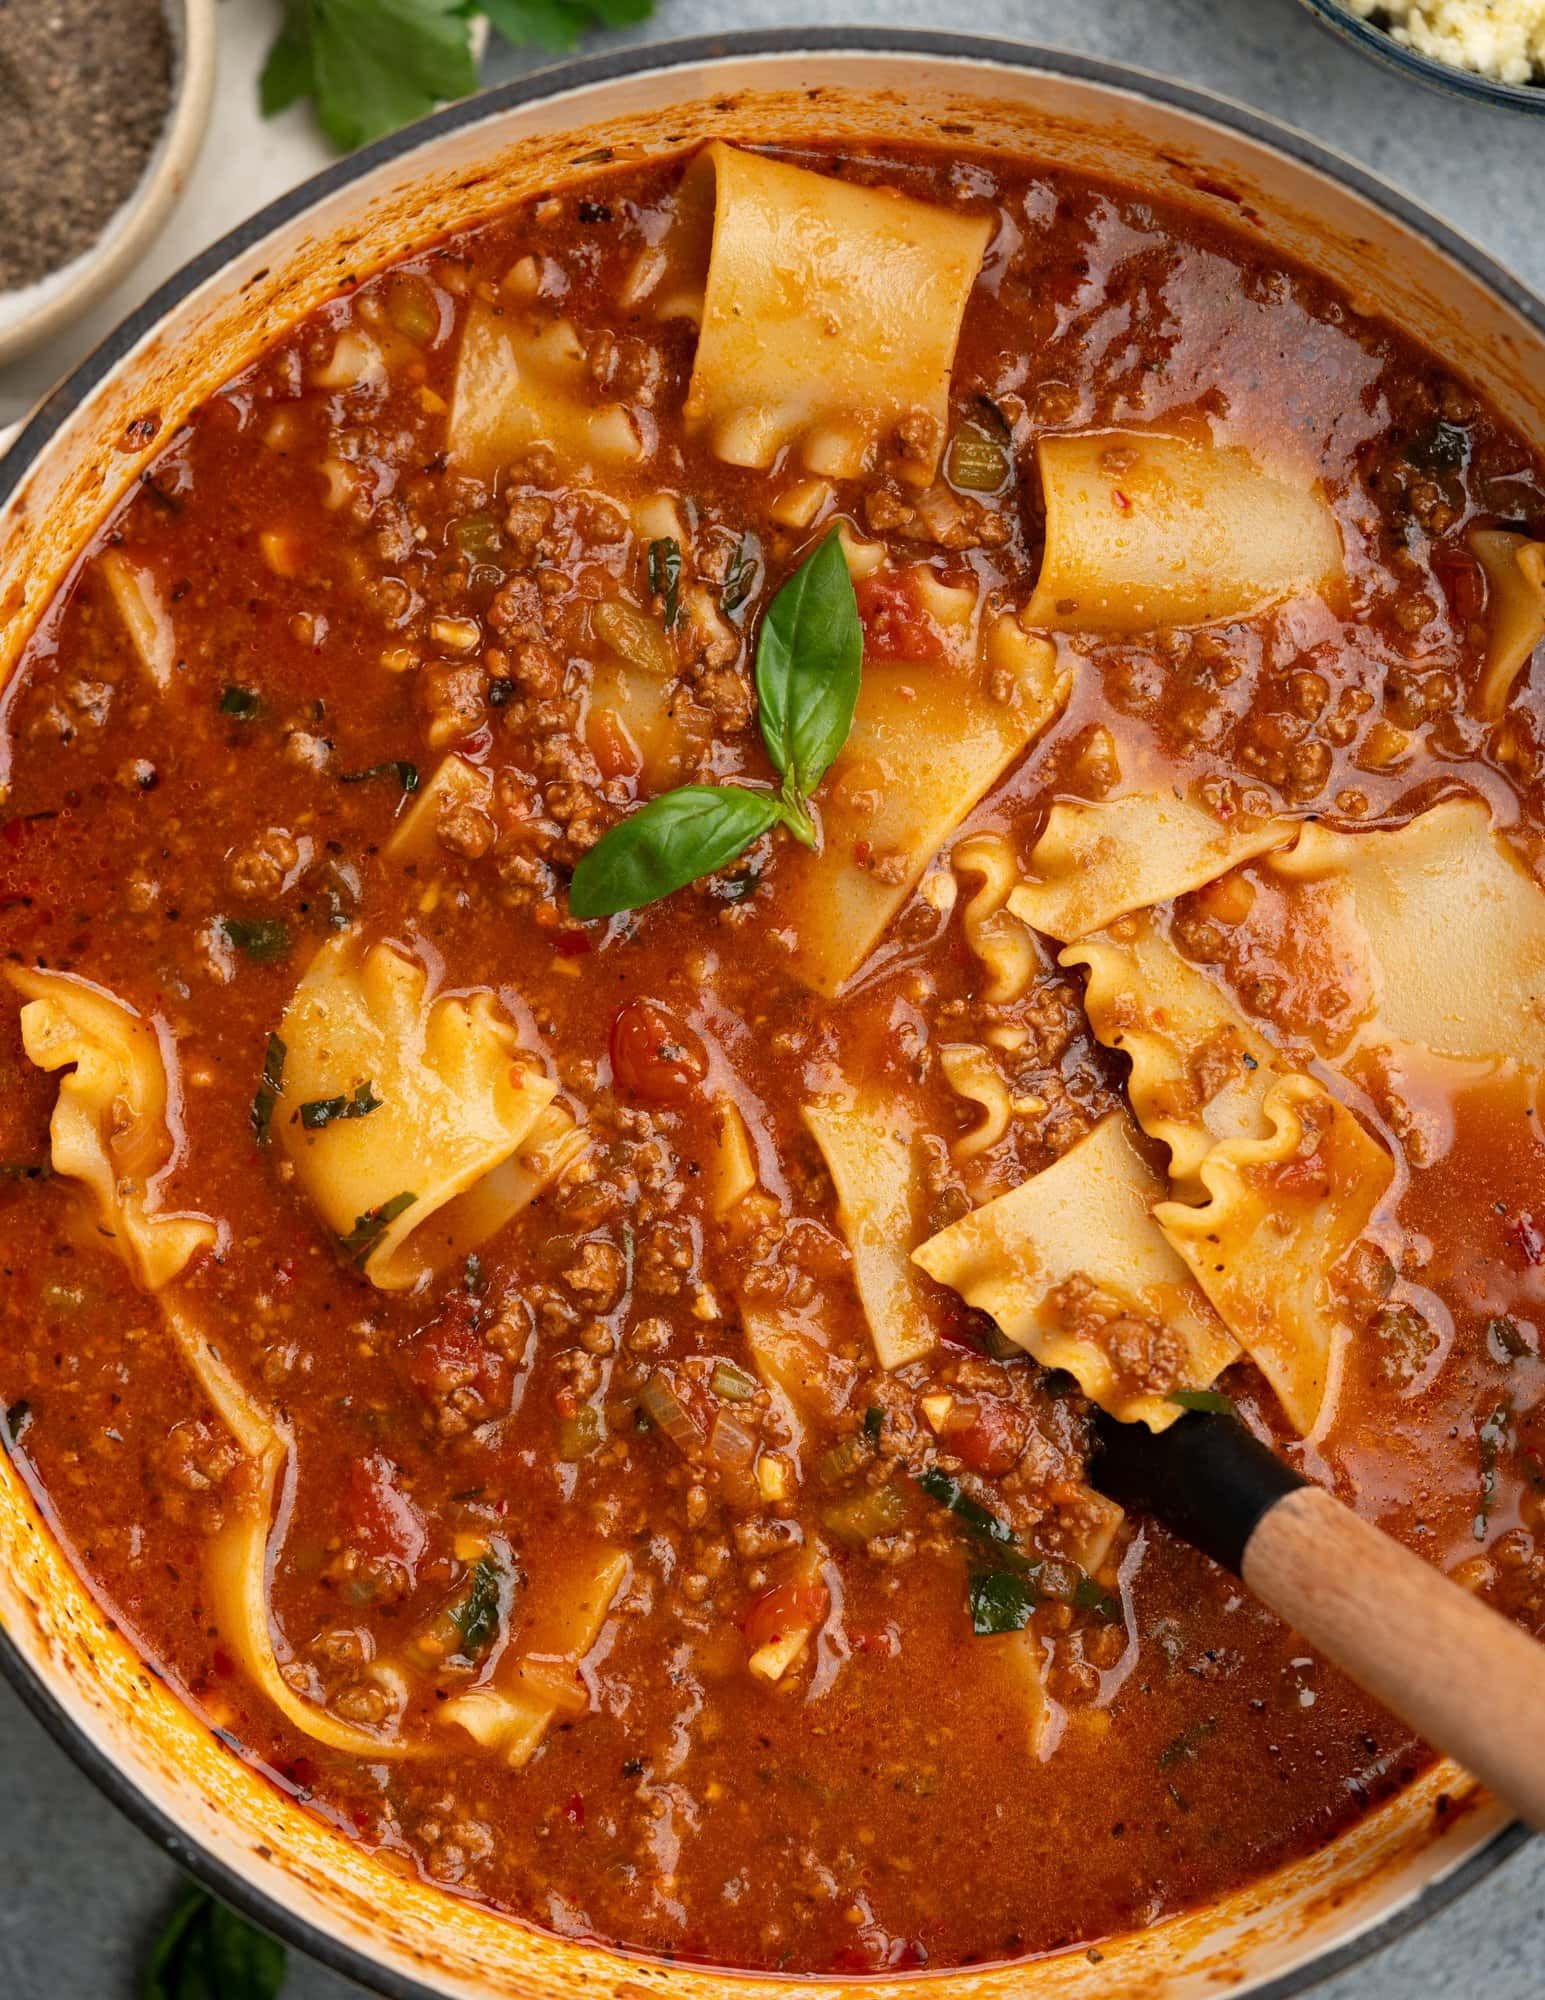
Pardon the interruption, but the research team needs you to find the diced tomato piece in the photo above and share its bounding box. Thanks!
[587,707,641,781]
[1432,547,1486,626]
[855,571,947,664]
[408,1296,511,1419]
[344,1452,427,1568]
[553,928,593,957]
[609,997,708,1104]
[742,1580,829,1653]
[948,1394,1028,1476]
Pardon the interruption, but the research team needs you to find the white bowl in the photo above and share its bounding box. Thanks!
[0,0,217,367]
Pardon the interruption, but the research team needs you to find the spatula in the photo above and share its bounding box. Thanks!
[1089,1407,1545,1829]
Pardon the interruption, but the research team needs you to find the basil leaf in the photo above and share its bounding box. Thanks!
[250,1034,287,1147]
[569,785,780,919]
[917,1465,1017,1550]
[754,529,862,808]
[1168,1388,1237,1417]
[450,1553,506,1660]
[721,534,759,614]
[338,759,420,793]
[969,1569,1036,1636]
[142,1884,286,2000]
[218,686,265,721]
[221,917,292,964]
[299,1081,382,1130]
[340,1190,417,1263]
[648,537,681,629]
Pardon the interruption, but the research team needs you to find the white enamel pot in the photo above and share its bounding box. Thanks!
[0,31,1539,2000]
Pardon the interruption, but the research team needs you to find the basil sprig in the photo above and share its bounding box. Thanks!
[142,1884,286,2000]
[569,529,861,919]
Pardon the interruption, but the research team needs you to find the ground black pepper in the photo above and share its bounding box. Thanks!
[0,0,174,292]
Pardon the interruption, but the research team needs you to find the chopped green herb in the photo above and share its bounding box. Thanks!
[720,535,758,614]
[299,1081,382,1130]
[340,1190,417,1263]
[218,685,265,721]
[338,759,420,793]
[917,1465,1015,1548]
[1158,1717,1218,1769]
[863,1404,884,1443]
[968,1568,1036,1635]
[1168,1388,1237,1417]
[142,1882,286,2000]
[450,1553,504,1659]
[222,917,293,964]
[3,1399,32,1445]
[648,536,681,628]
[1476,1399,1512,1540]
[250,1034,287,1147]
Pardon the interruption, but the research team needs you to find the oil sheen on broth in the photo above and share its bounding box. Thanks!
[1,138,1544,1976]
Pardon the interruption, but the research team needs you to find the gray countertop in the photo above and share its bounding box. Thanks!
[1,0,1541,1992]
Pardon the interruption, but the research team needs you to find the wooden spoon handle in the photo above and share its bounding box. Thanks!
[1243,1483,1545,1829]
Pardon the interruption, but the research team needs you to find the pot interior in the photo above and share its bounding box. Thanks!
[0,40,1533,2000]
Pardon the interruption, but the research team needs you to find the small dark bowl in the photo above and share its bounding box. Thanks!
[1298,0,1545,111]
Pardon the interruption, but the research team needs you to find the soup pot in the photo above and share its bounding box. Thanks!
[0,30,1539,2000]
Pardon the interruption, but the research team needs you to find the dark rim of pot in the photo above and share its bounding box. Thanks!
[0,27,1535,2000]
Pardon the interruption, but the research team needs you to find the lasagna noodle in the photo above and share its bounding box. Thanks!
[274,934,579,1289]
[1266,797,1545,1070]
[387,753,495,864]
[441,1546,628,1768]
[953,831,1039,1004]
[1062,910,1281,1196]
[99,548,176,690]
[448,302,644,473]
[1470,528,1545,719]
[803,1090,949,1371]
[660,141,991,482]
[7,968,216,1290]
[1009,790,1296,944]
[1026,431,1343,633]
[1155,1074,1393,1436]
[782,616,1068,995]
[912,1110,1238,1430]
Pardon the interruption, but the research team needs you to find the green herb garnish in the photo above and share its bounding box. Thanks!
[218,685,265,721]
[340,1190,417,1263]
[251,1034,287,1147]
[338,760,420,793]
[299,1081,382,1130]
[1158,1717,1218,1770]
[222,917,293,964]
[3,1399,32,1446]
[968,1569,1035,1636]
[1476,1399,1512,1540]
[260,0,652,154]
[142,1883,286,2000]
[863,1404,884,1442]
[648,536,681,628]
[1168,1388,1238,1417]
[918,1466,1120,1626]
[1406,419,1470,476]
[721,534,758,614]
[570,530,861,917]
[451,1553,505,1660]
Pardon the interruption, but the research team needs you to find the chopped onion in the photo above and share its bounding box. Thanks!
[640,1370,703,1455]
[708,1409,762,1509]
[593,601,675,677]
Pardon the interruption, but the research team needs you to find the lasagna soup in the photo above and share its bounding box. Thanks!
[3,136,1545,1974]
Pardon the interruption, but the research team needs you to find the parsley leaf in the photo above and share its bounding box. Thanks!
[262,0,478,154]
[340,1190,417,1263]
[968,1569,1036,1636]
[299,1081,383,1130]
[1168,1387,1237,1417]
[142,1883,286,2000]
[251,1034,287,1147]
[451,1553,506,1660]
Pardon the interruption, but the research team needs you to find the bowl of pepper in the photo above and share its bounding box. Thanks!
[0,0,217,368]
